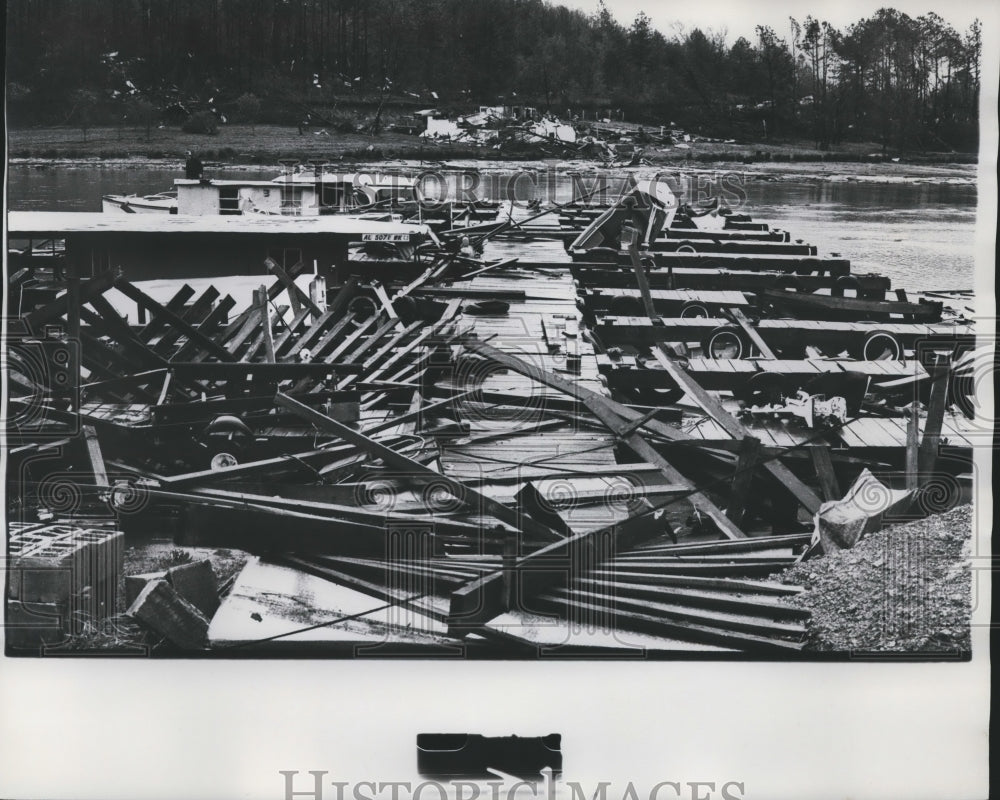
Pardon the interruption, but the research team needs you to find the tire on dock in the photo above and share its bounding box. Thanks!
[702,325,749,359]
[854,329,903,361]
[679,301,710,318]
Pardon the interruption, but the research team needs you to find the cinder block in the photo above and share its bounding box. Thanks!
[127,579,209,650]
[7,523,123,605]
[166,559,220,619]
[4,598,68,650]
[125,571,167,607]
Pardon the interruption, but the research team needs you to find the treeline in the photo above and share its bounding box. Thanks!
[5,0,982,150]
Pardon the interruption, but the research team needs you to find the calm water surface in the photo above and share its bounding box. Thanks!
[6,163,978,293]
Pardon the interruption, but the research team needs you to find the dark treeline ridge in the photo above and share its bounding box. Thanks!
[6,0,982,151]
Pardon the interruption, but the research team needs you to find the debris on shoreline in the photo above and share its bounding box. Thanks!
[780,504,973,653]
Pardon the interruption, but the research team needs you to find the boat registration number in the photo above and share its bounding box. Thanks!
[362,233,410,242]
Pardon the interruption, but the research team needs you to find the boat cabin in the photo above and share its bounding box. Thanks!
[175,179,319,216]
[8,211,435,282]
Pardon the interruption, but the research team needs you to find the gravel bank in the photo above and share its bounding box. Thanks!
[780,504,973,654]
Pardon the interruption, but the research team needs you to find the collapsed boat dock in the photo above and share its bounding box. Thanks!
[4,176,981,657]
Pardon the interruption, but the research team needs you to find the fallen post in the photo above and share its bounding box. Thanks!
[274,392,566,544]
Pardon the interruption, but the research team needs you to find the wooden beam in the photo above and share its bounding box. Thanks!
[918,354,950,476]
[624,229,658,321]
[136,284,196,342]
[79,302,169,370]
[371,281,400,320]
[82,425,109,491]
[808,443,841,502]
[459,338,746,539]
[729,307,777,359]
[256,286,276,362]
[272,307,314,356]
[114,280,237,362]
[650,346,823,516]
[727,435,761,526]
[21,269,117,333]
[905,407,920,492]
[265,257,322,317]
[152,285,222,357]
[274,392,565,544]
[173,295,238,362]
[448,506,661,632]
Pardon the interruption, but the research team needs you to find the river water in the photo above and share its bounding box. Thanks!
[5,162,978,293]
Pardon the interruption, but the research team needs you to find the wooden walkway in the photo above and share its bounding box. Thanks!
[435,267,638,534]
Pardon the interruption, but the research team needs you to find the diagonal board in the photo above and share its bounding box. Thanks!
[728,307,777,359]
[460,338,747,539]
[274,392,566,545]
[649,345,822,515]
[115,279,237,362]
[447,504,663,633]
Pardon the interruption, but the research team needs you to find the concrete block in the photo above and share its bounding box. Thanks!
[4,599,67,651]
[127,579,209,650]
[7,523,123,605]
[166,559,220,619]
[125,571,167,607]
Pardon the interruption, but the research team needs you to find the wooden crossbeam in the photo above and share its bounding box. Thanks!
[728,307,777,359]
[447,506,662,632]
[275,392,566,545]
[273,307,314,356]
[650,346,823,516]
[81,299,169,370]
[21,269,118,333]
[224,307,264,357]
[136,284,196,342]
[809,443,841,502]
[174,295,238,362]
[460,338,747,539]
[151,285,221,357]
[265,258,322,317]
[727,435,761,526]
[918,354,951,476]
[115,280,237,362]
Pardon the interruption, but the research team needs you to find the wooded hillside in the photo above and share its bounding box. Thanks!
[5,0,982,151]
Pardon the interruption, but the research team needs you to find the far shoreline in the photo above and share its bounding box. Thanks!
[7,124,979,186]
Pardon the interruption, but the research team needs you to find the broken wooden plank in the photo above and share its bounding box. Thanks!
[82,425,109,491]
[624,228,658,320]
[918,354,950,477]
[809,443,841,502]
[650,345,823,516]
[459,338,747,539]
[265,257,322,317]
[115,280,237,362]
[726,435,761,527]
[729,307,777,359]
[274,392,565,544]
[448,505,662,632]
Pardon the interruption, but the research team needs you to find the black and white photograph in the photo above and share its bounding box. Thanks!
[1,0,994,796]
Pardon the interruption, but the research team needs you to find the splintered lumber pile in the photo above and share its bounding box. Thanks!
[272,530,811,654]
